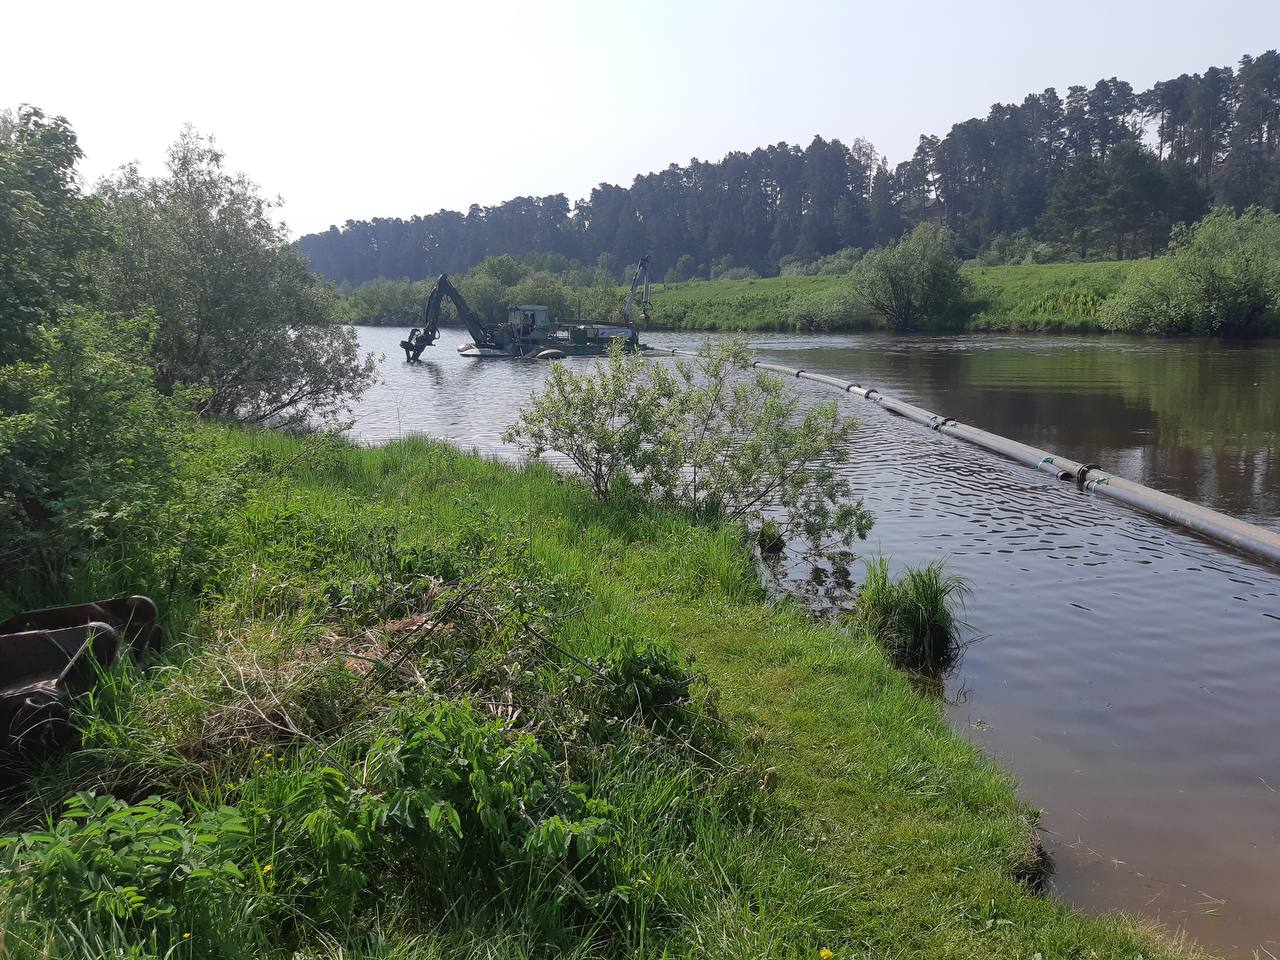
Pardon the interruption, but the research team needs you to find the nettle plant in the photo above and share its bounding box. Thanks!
[503,339,873,550]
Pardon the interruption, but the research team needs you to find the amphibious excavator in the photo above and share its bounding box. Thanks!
[402,256,652,360]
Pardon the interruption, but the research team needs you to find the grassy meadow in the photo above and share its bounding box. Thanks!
[643,261,1152,333]
[0,429,1191,959]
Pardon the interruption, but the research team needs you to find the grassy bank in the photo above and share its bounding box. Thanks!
[965,261,1151,331]
[0,430,1189,959]
[644,261,1151,333]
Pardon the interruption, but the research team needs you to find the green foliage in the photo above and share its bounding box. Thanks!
[500,344,679,499]
[94,128,375,426]
[964,261,1147,331]
[849,223,971,330]
[504,340,874,548]
[346,277,428,327]
[779,245,865,276]
[648,262,1151,334]
[973,230,1054,267]
[250,700,616,928]
[0,314,191,594]
[647,275,875,332]
[0,107,106,366]
[663,254,699,283]
[0,430,1187,959]
[850,559,971,674]
[1100,205,1280,335]
[0,793,251,954]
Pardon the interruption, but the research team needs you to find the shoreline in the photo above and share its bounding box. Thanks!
[0,429,1196,958]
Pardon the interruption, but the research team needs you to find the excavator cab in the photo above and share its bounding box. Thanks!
[509,305,551,339]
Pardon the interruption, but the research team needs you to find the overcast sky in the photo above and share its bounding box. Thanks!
[5,0,1278,237]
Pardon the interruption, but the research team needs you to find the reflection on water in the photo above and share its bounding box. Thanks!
[351,326,1280,957]
[774,334,1280,530]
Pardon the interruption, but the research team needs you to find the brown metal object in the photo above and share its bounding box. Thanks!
[0,595,160,658]
[0,596,159,757]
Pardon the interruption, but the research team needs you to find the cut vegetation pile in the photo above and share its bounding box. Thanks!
[0,431,1190,959]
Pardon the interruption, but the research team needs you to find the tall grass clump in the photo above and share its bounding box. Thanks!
[851,559,971,673]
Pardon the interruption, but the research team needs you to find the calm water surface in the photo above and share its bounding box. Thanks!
[351,326,1280,957]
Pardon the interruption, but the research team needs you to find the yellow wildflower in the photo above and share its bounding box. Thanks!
[262,863,273,874]
[182,933,191,940]
[820,950,834,959]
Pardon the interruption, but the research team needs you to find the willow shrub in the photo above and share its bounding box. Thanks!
[848,223,971,331]
[1100,206,1280,336]
[503,339,874,551]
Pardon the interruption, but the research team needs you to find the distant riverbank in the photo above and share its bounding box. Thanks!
[352,262,1151,334]
[645,261,1152,333]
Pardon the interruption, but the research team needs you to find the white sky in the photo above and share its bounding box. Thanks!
[4,0,1278,237]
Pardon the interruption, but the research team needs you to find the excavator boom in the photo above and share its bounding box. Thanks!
[623,256,651,332]
[425,274,494,349]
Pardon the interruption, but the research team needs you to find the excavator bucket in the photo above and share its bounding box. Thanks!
[0,596,159,758]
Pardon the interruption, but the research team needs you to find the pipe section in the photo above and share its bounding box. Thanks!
[641,344,1280,567]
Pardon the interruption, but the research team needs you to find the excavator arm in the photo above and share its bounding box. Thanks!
[623,256,651,332]
[423,274,496,350]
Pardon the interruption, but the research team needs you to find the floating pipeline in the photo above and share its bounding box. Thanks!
[645,347,1280,568]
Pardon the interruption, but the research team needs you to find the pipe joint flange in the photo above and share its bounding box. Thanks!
[1075,463,1101,488]
[864,388,881,401]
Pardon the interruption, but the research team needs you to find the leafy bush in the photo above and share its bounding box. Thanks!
[346,277,429,327]
[252,699,616,928]
[1,701,618,954]
[777,282,872,330]
[850,559,970,673]
[0,314,190,595]
[975,230,1054,267]
[1099,206,1280,336]
[503,340,874,548]
[0,793,252,954]
[849,223,971,330]
[779,246,865,276]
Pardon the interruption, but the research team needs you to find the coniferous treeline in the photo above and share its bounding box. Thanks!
[298,50,1280,284]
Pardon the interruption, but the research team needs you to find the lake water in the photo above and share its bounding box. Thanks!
[350,325,1280,957]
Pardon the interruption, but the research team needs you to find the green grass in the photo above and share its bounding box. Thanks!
[849,558,972,673]
[0,431,1193,958]
[644,261,1153,333]
[965,261,1152,332]
[647,275,874,332]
